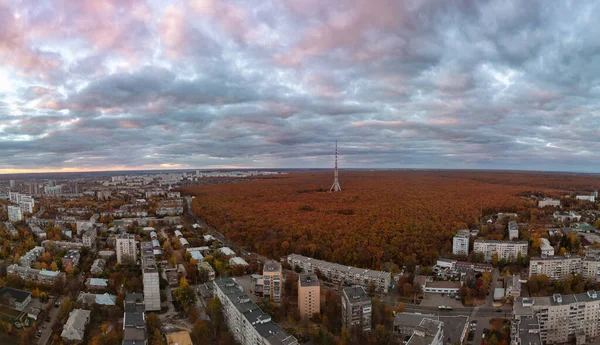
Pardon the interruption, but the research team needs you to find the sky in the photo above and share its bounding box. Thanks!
[1,0,600,173]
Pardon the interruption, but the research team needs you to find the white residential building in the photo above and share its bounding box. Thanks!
[8,205,22,222]
[528,255,582,281]
[18,246,44,267]
[540,238,555,256]
[452,229,470,256]
[538,198,561,208]
[576,195,596,202]
[513,292,600,344]
[473,240,528,262]
[287,254,391,293]
[116,233,137,264]
[213,277,298,345]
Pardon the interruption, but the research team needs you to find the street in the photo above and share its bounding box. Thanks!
[38,298,60,345]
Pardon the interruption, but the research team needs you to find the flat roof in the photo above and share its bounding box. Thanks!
[299,274,319,287]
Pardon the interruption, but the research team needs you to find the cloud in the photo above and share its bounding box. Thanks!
[2,0,600,172]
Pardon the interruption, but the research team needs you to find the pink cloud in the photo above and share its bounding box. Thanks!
[276,0,403,66]
[189,0,250,43]
[159,5,187,59]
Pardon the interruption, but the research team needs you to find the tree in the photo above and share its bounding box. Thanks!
[146,313,161,333]
[151,329,164,345]
[173,278,196,309]
[395,303,405,313]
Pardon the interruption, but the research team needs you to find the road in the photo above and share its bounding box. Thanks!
[38,298,60,345]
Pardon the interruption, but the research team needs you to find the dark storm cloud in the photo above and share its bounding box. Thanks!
[2,0,600,171]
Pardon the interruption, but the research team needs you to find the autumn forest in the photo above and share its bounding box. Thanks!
[181,171,600,270]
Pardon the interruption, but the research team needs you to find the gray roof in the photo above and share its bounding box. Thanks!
[343,286,370,303]
[263,260,282,273]
[214,278,297,345]
[299,274,319,287]
[0,287,31,303]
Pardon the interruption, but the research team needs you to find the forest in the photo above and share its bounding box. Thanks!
[180,170,598,270]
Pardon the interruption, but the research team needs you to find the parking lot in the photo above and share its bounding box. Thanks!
[420,292,464,308]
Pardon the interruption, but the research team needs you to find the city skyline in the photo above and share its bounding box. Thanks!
[2,1,600,173]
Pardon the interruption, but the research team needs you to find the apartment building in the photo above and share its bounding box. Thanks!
[122,293,147,345]
[513,291,600,344]
[8,205,22,222]
[116,233,138,264]
[141,242,161,311]
[473,240,528,262]
[213,277,298,345]
[539,198,561,208]
[18,246,44,267]
[540,238,555,256]
[528,255,582,281]
[62,249,81,270]
[508,221,519,240]
[7,264,65,284]
[298,274,320,320]
[582,257,600,282]
[452,229,470,256]
[82,228,97,248]
[263,260,283,302]
[341,286,372,333]
[287,254,391,293]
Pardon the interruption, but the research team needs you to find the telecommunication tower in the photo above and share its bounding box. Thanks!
[330,141,341,192]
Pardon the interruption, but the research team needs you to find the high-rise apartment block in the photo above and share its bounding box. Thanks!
[508,221,519,240]
[141,242,161,311]
[473,240,528,262]
[8,205,23,222]
[213,277,298,345]
[513,292,600,344]
[298,274,320,320]
[452,229,470,256]
[116,234,137,264]
[341,286,372,333]
[263,260,283,302]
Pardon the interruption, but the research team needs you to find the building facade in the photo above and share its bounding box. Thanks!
[213,277,298,345]
[141,242,161,311]
[8,205,22,222]
[508,221,519,240]
[539,198,561,208]
[116,233,138,264]
[298,274,320,320]
[528,255,582,281]
[473,240,528,262]
[341,286,372,333]
[452,229,470,256]
[287,254,391,293]
[513,291,600,344]
[263,260,283,302]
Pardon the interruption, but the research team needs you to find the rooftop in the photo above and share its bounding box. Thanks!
[299,274,319,287]
[263,260,282,273]
[0,287,31,303]
[165,331,193,345]
[343,286,370,303]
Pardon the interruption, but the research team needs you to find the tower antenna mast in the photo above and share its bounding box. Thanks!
[330,141,341,192]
